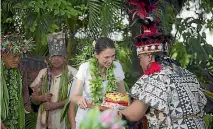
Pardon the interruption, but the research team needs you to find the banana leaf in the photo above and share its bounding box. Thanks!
[25,111,37,129]
[204,114,213,129]
[60,99,70,122]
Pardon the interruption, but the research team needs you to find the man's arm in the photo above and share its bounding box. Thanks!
[120,99,148,121]
[43,100,66,111]
[31,88,53,103]
[31,89,44,103]
[54,100,66,109]
[1,121,6,129]
[31,90,45,103]
[22,82,31,112]
[68,102,76,129]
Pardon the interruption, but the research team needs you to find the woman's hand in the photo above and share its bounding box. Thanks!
[77,96,87,109]
[99,106,109,112]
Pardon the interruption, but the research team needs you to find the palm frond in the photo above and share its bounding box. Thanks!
[25,111,37,129]
[88,0,123,38]
[88,0,102,38]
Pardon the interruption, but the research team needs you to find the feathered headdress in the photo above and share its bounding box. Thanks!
[128,0,171,55]
[1,34,35,55]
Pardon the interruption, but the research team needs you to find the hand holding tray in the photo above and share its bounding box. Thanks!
[86,103,109,112]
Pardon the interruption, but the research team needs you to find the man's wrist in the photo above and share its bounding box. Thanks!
[54,102,59,109]
[41,95,46,102]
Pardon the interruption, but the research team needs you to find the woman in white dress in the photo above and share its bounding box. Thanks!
[71,37,126,129]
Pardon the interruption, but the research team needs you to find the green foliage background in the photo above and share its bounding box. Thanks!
[1,0,213,128]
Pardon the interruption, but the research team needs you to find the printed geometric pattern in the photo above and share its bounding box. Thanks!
[136,43,165,55]
[131,74,170,114]
[129,65,207,129]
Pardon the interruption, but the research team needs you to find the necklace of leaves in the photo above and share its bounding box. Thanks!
[40,66,70,110]
[40,66,70,116]
[89,58,117,104]
[1,65,25,129]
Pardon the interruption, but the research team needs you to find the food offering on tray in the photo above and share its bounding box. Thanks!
[101,92,129,110]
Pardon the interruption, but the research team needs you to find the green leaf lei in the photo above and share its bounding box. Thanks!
[89,58,117,104]
[58,67,70,101]
[40,66,71,113]
[1,65,25,129]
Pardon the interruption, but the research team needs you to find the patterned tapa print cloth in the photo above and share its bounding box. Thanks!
[129,64,207,129]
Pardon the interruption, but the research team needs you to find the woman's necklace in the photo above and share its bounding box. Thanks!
[89,58,117,104]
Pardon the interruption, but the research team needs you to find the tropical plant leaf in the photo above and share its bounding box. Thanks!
[60,100,70,122]
[202,89,213,99]
[25,111,37,129]
[87,0,123,38]
[204,114,213,129]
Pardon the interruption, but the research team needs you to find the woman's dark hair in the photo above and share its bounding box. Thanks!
[94,37,115,55]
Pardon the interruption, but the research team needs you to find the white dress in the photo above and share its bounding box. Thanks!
[30,65,77,129]
[75,61,125,129]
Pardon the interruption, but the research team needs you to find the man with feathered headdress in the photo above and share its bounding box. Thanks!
[1,34,34,129]
[118,0,207,129]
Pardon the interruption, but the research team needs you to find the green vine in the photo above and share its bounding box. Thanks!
[1,67,25,129]
[89,58,117,104]
[1,64,9,121]
[40,74,49,112]
[58,67,70,101]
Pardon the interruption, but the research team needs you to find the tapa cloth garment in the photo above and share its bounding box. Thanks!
[129,63,207,129]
